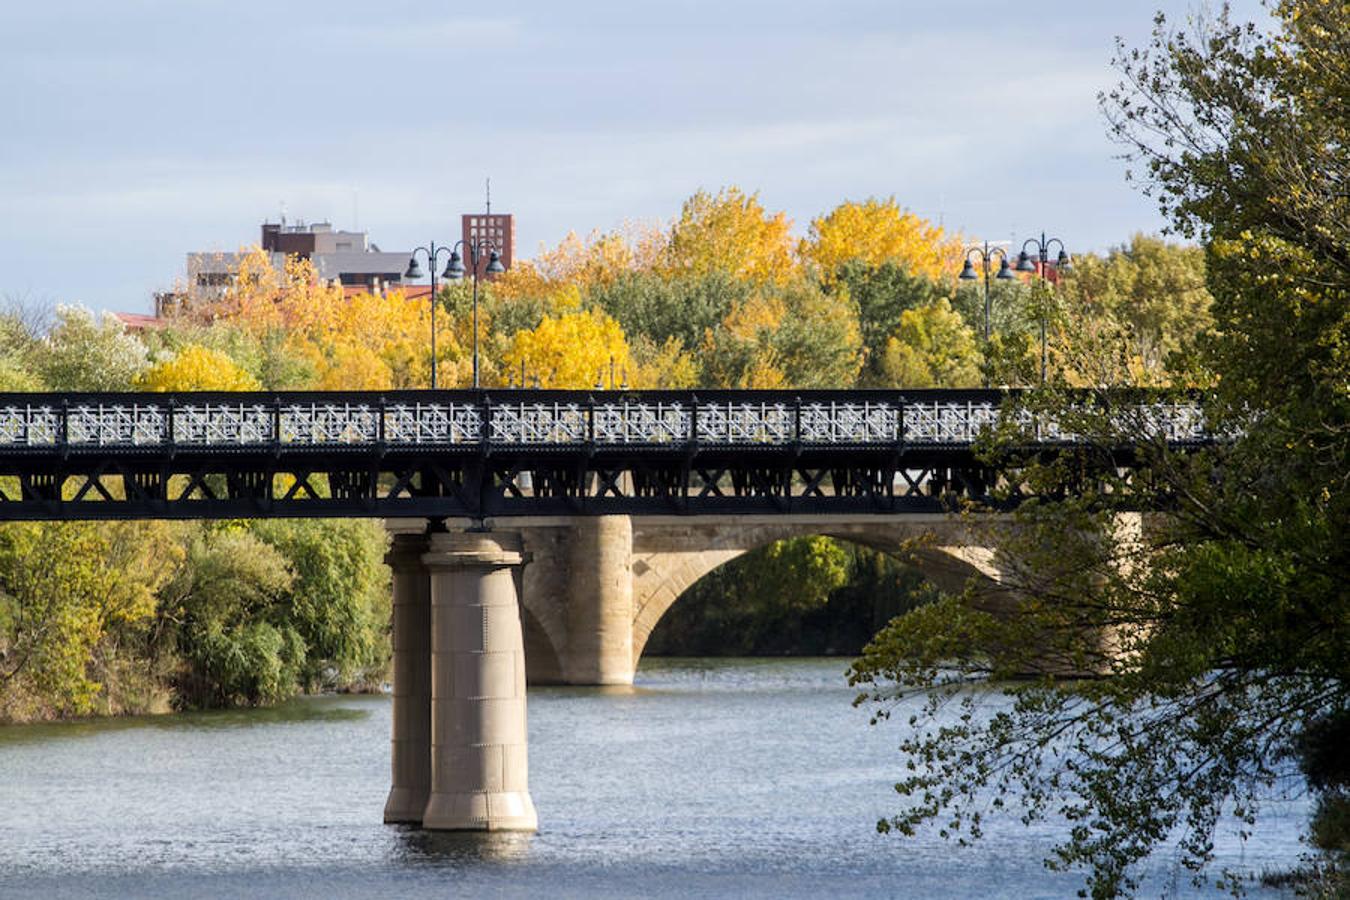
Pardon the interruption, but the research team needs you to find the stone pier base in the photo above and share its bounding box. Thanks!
[420,531,537,832]
[562,515,634,685]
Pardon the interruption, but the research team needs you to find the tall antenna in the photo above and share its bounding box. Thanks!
[485,177,491,216]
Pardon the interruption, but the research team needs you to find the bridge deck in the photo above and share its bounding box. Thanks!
[0,389,1206,519]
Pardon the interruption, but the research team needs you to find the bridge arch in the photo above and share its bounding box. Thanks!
[628,515,1006,667]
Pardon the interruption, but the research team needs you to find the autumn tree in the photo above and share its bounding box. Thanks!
[502,308,632,389]
[491,223,666,301]
[701,282,861,388]
[137,344,262,392]
[629,336,700,389]
[665,187,796,285]
[801,197,963,283]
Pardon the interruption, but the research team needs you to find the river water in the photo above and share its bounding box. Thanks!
[0,658,1310,898]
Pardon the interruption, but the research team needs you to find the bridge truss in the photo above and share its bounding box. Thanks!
[0,389,1207,520]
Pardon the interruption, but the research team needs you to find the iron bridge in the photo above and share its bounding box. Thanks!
[0,389,1208,520]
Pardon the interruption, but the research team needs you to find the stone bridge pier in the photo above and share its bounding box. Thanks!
[383,527,536,832]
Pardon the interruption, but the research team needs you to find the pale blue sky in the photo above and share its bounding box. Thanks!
[0,0,1264,314]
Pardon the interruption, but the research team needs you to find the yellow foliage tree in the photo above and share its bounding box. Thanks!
[302,339,395,391]
[631,337,700,389]
[136,344,261,391]
[666,187,796,285]
[218,246,284,328]
[204,247,347,340]
[801,197,964,283]
[501,309,632,388]
[0,520,183,719]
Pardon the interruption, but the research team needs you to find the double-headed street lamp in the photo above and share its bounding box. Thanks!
[958,242,1015,344]
[442,239,504,389]
[1015,232,1073,384]
[404,238,504,389]
[404,242,457,389]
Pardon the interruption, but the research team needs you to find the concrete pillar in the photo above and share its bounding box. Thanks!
[563,515,635,685]
[383,531,431,824]
[421,531,537,832]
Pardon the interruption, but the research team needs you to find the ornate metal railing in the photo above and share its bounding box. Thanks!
[0,389,1210,453]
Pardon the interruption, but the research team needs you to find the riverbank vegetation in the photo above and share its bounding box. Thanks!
[851,2,1348,894]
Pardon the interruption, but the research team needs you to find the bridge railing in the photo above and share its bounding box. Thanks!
[0,389,1210,454]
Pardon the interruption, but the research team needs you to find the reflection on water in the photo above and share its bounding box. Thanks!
[393,828,535,866]
[0,658,1310,899]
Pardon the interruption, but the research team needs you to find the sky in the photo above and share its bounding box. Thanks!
[0,0,1267,315]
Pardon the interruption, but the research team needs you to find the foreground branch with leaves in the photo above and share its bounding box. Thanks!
[851,3,1348,895]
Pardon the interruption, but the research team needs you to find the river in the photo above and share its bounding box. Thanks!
[0,658,1310,898]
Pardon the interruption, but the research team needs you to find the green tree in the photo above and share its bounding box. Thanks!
[951,276,1036,344]
[157,526,301,708]
[0,521,182,720]
[587,269,750,353]
[158,520,388,707]
[833,260,948,383]
[878,299,982,388]
[851,3,1350,896]
[1052,235,1212,383]
[647,540,936,657]
[647,536,851,655]
[32,306,147,391]
[247,519,389,691]
[702,281,862,388]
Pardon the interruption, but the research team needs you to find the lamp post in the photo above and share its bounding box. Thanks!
[958,242,1015,344]
[1015,231,1073,384]
[442,239,505,389]
[403,243,460,389]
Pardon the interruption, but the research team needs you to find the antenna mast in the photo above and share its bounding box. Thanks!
[485,177,491,215]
